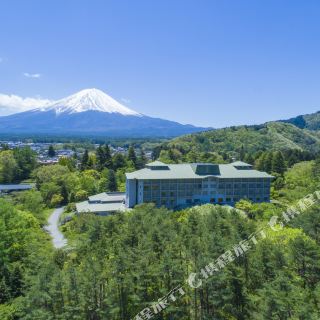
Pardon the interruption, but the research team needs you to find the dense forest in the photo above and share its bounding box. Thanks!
[0,125,320,320]
[154,122,320,164]
[1,135,320,319]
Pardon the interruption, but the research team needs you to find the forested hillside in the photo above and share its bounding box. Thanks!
[280,110,320,130]
[1,127,320,319]
[1,158,320,319]
[154,122,320,164]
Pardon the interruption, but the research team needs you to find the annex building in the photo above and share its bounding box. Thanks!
[76,192,126,215]
[125,161,273,209]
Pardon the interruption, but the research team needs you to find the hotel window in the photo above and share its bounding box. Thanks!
[226,197,231,202]
[210,198,215,203]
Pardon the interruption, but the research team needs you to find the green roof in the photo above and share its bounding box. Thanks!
[126,161,273,180]
[76,201,127,214]
[88,192,125,203]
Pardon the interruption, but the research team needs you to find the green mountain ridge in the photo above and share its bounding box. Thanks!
[280,110,320,130]
[158,121,320,162]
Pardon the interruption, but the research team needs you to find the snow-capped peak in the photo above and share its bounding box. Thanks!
[40,88,141,116]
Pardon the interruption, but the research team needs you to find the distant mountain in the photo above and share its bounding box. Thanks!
[0,89,208,137]
[279,110,320,130]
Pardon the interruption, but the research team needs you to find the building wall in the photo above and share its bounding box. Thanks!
[126,179,137,208]
[126,177,272,209]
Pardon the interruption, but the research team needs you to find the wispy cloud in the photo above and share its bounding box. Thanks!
[0,93,53,116]
[121,97,131,104]
[23,72,41,78]
[0,57,3,63]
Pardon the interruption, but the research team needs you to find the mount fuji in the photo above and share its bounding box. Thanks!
[0,89,208,137]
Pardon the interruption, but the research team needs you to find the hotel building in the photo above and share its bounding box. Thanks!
[125,161,273,209]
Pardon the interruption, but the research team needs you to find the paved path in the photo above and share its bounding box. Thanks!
[45,207,67,249]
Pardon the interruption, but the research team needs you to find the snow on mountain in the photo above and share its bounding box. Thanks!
[0,88,208,137]
[39,88,141,116]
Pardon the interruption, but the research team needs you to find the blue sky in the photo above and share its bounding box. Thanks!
[0,0,320,127]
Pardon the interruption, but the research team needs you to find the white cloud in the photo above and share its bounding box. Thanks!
[0,93,53,116]
[23,72,41,78]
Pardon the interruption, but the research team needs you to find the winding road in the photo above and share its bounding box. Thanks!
[45,207,67,249]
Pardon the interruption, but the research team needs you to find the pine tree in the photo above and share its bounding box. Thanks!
[137,149,148,169]
[112,153,126,170]
[264,152,273,173]
[96,145,106,171]
[239,145,245,161]
[48,145,56,158]
[128,146,137,168]
[255,153,267,171]
[272,151,287,174]
[80,150,89,171]
[106,169,117,191]
[103,145,113,168]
